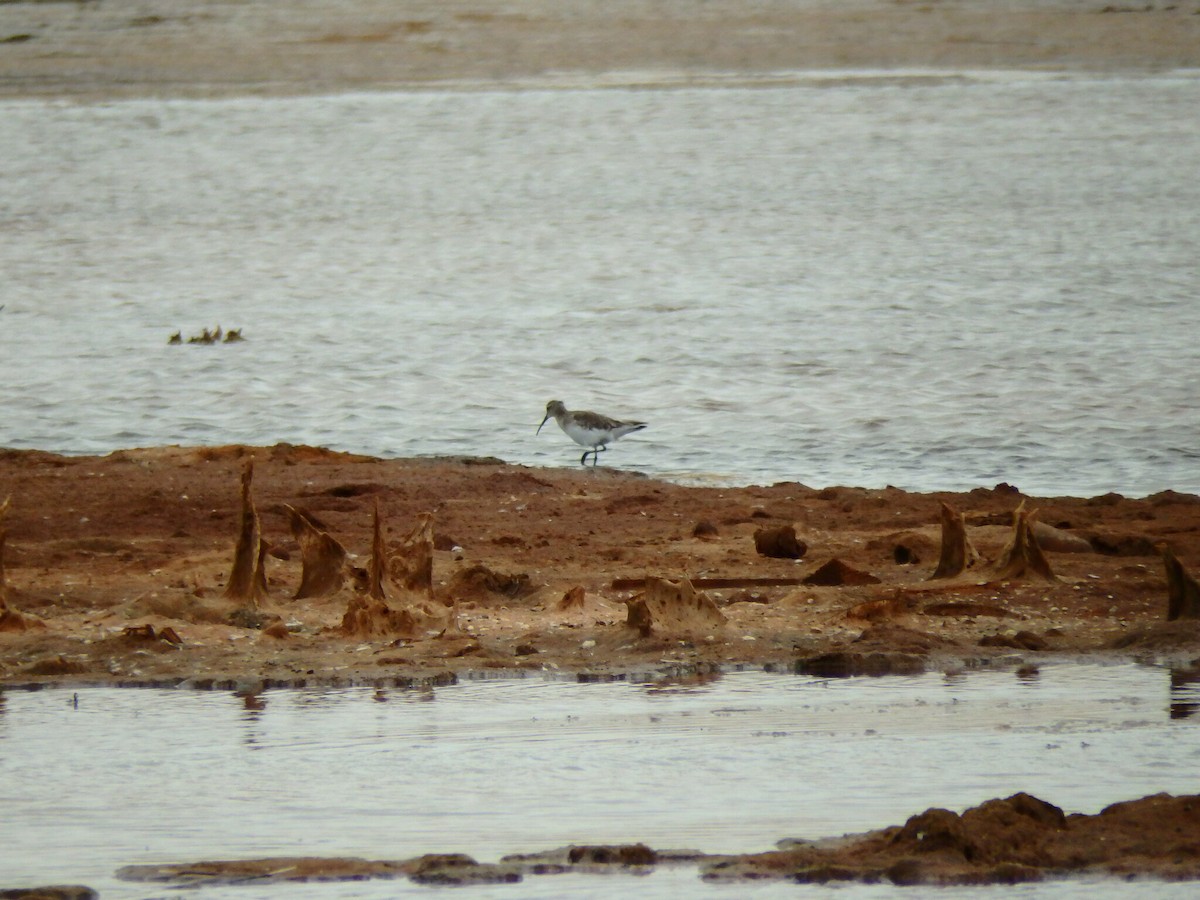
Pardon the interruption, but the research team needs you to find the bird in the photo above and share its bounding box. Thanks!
[537,400,647,466]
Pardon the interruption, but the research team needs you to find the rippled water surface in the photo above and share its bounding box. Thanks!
[2,72,1199,495]
[2,665,1200,897]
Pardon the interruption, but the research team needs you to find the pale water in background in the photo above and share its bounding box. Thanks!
[1,71,1199,495]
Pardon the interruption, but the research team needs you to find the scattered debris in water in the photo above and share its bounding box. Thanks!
[168,326,244,344]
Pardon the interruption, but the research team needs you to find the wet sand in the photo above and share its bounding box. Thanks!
[1,0,1199,100]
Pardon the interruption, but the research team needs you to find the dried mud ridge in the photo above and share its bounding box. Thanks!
[3,444,1200,688]
[6,791,1198,896]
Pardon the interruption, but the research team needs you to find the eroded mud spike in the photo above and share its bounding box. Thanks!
[368,501,387,601]
[1160,543,1200,621]
[223,461,268,604]
[286,504,348,599]
[929,501,979,580]
[389,512,435,599]
[993,500,1056,582]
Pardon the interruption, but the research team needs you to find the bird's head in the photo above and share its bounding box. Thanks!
[537,400,565,434]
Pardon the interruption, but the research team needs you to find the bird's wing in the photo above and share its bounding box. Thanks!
[572,409,626,430]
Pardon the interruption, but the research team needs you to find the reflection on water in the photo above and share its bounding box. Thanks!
[2,73,1200,495]
[1169,668,1200,720]
[2,665,1200,898]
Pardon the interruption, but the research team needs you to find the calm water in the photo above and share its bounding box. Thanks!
[2,71,1199,495]
[2,666,1200,897]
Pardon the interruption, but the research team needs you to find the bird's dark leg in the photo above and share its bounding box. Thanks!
[580,449,592,466]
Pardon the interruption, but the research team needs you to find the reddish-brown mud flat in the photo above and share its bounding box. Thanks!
[2,444,1200,687]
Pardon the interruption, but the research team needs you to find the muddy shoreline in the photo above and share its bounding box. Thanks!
[4,449,1200,891]
[3,444,1200,690]
[107,789,1200,886]
[14,792,1200,892]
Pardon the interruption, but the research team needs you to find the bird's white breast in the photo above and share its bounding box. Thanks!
[562,419,610,448]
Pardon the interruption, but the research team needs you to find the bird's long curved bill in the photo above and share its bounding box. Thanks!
[536,414,550,435]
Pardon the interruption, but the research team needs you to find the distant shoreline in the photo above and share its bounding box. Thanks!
[2,0,1199,100]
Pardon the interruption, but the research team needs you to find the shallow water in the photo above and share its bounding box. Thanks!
[2,72,1200,495]
[2,665,1200,897]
